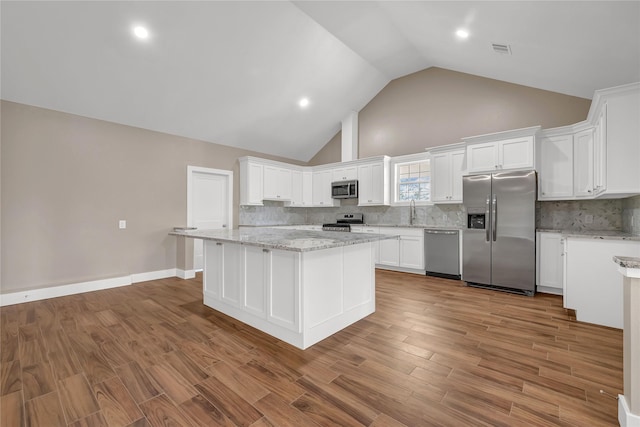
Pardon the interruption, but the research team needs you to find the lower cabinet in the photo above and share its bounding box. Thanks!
[202,239,376,349]
[564,237,640,329]
[351,226,380,263]
[536,232,564,295]
[377,227,425,273]
[205,241,300,332]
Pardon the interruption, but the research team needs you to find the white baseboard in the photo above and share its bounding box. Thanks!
[0,268,183,307]
[176,269,196,279]
[131,268,177,283]
[619,394,640,427]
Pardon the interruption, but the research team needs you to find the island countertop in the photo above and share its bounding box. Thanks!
[170,227,397,252]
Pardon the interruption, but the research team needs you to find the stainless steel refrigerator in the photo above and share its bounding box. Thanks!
[462,170,536,295]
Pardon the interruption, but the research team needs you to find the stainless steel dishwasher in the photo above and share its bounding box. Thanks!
[424,229,460,280]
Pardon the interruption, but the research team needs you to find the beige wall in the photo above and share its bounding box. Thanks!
[311,67,592,163]
[308,131,341,166]
[0,101,301,293]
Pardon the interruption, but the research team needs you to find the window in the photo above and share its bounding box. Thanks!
[396,160,430,202]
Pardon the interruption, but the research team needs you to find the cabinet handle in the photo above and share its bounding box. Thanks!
[216,242,223,246]
[262,249,270,253]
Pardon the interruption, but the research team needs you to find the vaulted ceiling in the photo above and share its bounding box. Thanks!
[2,1,639,161]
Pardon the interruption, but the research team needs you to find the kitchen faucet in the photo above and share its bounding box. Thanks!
[410,199,416,225]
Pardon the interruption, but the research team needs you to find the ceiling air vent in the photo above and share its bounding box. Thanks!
[492,43,512,55]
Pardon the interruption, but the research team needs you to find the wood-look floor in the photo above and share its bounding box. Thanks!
[0,270,622,426]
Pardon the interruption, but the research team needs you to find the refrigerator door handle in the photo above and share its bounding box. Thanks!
[492,195,498,242]
[485,196,491,242]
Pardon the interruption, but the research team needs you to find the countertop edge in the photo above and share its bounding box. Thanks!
[537,229,640,241]
[169,230,398,252]
[613,256,640,269]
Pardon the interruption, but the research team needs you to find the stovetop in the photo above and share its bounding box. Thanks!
[322,213,364,232]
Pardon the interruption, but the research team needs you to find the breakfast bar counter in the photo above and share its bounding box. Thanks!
[170,228,396,349]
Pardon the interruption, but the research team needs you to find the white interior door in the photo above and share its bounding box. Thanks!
[188,166,233,270]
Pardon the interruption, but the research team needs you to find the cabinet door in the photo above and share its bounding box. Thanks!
[278,168,292,200]
[593,104,607,195]
[221,243,243,307]
[268,250,300,332]
[358,162,388,206]
[240,162,264,205]
[467,142,499,173]
[430,152,451,202]
[244,246,267,317]
[538,135,574,199]
[399,235,424,269]
[450,150,465,202]
[203,241,223,299]
[573,129,594,197]
[290,170,302,206]
[499,137,533,170]
[332,167,357,182]
[312,170,333,206]
[263,166,280,200]
[536,232,564,291]
[351,226,380,263]
[378,236,399,266]
[301,171,313,206]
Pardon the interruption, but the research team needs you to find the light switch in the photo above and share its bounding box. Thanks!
[119,220,127,229]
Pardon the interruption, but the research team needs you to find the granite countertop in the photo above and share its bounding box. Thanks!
[613,256,640,269]
[170,228,398,252]
[537,229,640,241]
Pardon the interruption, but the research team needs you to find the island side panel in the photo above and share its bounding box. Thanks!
[301,242,376,349]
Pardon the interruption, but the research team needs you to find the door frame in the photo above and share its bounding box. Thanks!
[187,166,234,271]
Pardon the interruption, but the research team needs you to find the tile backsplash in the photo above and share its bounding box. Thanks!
[241,196,640,235]
[622,195,640,235]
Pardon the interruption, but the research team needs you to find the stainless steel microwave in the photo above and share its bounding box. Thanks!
[331,180,358,199]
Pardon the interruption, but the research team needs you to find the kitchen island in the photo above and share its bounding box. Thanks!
[170,228,396,349]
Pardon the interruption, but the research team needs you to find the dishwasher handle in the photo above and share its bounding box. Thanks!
[424,230,458,235]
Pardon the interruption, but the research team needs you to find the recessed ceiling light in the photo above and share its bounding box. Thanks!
[133,26,149,39]
[298,97,310,108]
[456,29,469,39]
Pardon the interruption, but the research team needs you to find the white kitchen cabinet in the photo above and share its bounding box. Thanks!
[331,166,358,182]
[351,226,380,263]
[573,129,594,197]
[289,170,312,207]
[399,229,424,270]
[431,148,465,203]
[466,136,534,174]
[239,158,264,206]
[378,234,399,267]
[536,232,564,295]
[357,158,390,206]
[377,227,424,273]
[592,105,606,196]
[564,237,640,329]
[537,134,574,200]
[263,166,292,201]
[312,169,338,207]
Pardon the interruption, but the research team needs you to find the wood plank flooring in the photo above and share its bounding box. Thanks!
[0,270,622,426]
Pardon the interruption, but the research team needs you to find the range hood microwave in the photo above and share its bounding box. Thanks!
[331,180,358,199]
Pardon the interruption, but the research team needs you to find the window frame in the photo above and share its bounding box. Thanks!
[390,152,432,206]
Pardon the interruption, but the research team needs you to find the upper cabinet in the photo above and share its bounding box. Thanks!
[263,165,292,201]
[538,134,574,199]
[537,82,640,201]
[289,170,312,207]
[239,158,264,206]
[357,157,390,206]
[465,132,536,174]
[430,146,465,203]
[312,169,338,207]
[332,166,358,182]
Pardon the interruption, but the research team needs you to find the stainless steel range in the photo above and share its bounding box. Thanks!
[322,213,364,232]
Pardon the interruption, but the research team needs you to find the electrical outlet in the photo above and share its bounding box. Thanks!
[119,220,127,229]
[584,214,593,224]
